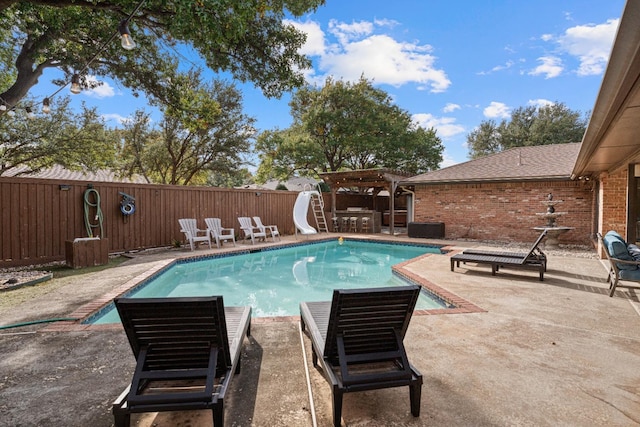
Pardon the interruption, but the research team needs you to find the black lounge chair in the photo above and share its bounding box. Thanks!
[450,230,547,280]
[112,296,251,427]
[461,230,548,270]
[300,285,422,427]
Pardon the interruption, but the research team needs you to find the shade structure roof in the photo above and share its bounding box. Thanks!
[318,168,413,191]
[319,169,413,236]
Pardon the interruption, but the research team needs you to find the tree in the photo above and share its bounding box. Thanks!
[467,103,587,159]
[0,96,117,176]
[116,110,156,183]
[118,73,255,185]
[207,168,254,188]
[466,121,501,159]
[256,76,443,180]
[0,0,325,111]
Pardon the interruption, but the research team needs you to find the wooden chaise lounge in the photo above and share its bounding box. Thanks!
[460,230,547,270]
[300,285,423,427]
[112,296,251,427]
[450,230,548,280]
[450,253,546,280]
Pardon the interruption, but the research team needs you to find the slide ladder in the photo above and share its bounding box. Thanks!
[309,189,328,232]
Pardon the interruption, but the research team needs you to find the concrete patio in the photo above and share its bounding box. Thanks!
[0,234,639,426]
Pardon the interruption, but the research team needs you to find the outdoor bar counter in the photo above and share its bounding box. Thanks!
[334,209,381,233]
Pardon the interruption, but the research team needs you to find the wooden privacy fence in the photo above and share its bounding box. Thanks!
[0,177,301,267]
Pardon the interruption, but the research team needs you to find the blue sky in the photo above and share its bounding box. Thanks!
[31,0,626,169]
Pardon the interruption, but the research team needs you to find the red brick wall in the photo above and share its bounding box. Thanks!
[599,168,628,237]
[413,180,594,245]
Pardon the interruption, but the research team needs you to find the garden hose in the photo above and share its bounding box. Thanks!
[0,318,79,330]
[83,188,104,238]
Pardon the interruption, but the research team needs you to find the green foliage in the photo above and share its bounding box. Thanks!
[275,183,288,190]
[256,76,444,179]
[0,13,15,93]
[207,168,254,188]
[255,126,319,182]
[0,0,325,109]
[467,103,588,159]
[317,181,330,192]
[117,73,255,185]
[0,96,117,176]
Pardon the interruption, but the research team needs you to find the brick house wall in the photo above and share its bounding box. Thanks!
[412,179,595,245]
[598,168,629,238]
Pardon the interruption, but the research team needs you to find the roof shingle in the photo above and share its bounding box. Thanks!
[403,143,581,184]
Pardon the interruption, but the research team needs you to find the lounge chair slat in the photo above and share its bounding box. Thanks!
[300,286,422,427]
[112,296,251,427]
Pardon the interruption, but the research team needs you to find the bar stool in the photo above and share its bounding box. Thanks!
[361,217,370,233]
[331,217,339,232]
[349,217,358,233]
[341,217,350,232]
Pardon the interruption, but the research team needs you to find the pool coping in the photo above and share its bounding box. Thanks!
[43,238,484,332]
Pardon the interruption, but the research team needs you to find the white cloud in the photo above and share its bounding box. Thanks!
[557,18,619,76]
[290,18,451,93]
[328,19,374,45]
[528,98,554,108]
[443,103,460,113]
[84,75,116,98]
[412,113,465,138]
[286,20,326,56]
[529,56,563,79]
[373,18,399,29]
[478,60,514,75]
[483,101,511,119]
[102,113,129,124]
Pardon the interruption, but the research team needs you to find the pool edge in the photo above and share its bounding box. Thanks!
[44,237,484,332]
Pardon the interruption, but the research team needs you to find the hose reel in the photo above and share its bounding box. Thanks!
[119,192,136,216]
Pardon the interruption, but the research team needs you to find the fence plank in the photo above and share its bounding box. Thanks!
[0,178,304,267]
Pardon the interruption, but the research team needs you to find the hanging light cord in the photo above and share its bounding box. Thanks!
[1,0,146,115]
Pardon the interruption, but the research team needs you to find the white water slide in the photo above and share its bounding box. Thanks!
[293,191,319,236]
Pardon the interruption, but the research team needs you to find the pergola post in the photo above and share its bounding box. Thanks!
[389,180,397,236]
[331,187,337,219]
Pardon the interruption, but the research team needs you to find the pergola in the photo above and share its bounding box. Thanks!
[318,168,413,235]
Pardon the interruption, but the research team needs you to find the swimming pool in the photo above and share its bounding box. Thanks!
[88,239,449,324]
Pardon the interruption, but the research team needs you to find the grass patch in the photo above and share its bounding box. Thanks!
[34,256,129,279]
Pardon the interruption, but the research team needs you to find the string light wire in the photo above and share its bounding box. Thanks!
[1,0,146,117]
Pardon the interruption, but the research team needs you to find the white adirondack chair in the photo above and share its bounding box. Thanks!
[204,218,236,248]
[237,216,267,245]
[178,218,211,251]
[252,216,281,242]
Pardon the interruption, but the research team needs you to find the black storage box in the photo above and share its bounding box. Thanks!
[408,222,445,239]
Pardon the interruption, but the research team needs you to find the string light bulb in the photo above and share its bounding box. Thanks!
[70,74,82,94]
[2,0,145,120]
[42,97,51,114]
[118,20,136,50]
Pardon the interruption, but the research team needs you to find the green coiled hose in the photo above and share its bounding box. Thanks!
[83,188,104,238]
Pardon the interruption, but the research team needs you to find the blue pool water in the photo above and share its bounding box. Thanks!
[89,240,448,323]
